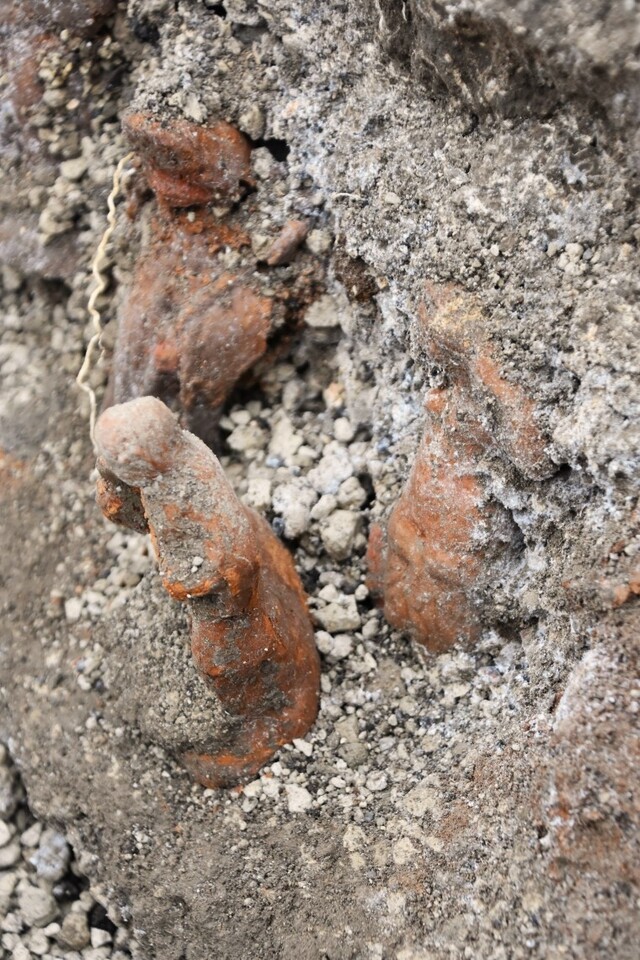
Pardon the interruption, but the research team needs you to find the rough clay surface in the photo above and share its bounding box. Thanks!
[0,1,638,959]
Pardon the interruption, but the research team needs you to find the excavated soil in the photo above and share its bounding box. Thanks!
[0,2,638,959]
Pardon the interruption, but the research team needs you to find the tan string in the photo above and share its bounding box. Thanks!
[76,151,134,446]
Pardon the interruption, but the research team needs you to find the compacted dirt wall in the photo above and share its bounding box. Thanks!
[0,1,638,959]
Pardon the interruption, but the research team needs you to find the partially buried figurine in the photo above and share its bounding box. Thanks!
[94,395,320,787]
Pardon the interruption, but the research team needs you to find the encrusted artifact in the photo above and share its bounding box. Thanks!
[95,395,320,787]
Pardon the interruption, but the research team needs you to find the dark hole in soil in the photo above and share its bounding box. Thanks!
[131,17,160,44]
[251,137,291,162]
[204,1,227,16]
[89,902,118,935]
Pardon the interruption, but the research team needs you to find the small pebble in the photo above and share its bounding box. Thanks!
[0,820,12,846]
[285,784,313,813]
[333,417,355,443]
[365,772,388,792]
[59,157,88,181]
[19,885,58,928]
[90,927,112,948]
[30,829,71,883]
[0,841,21,868]
[57,912,91,951]
[20,822,42,847]
[320,510,360,560]
[304,294,341,329]
[306,229,332,255]
[314,596,361,632]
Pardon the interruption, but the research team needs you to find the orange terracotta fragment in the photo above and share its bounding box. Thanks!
[95,459,147,533]
[264,219,308,266]
[368,385,517,652]
[108,220,273,446]
[368,282,546,651]
[123,113,253,207]
[94,396,320,788]
[108,115,325,445]
[3,32,59,120]
[418,282,553,480]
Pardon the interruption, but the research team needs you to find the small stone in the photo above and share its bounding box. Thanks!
[1,264,21,292]
[336,716,368,767]
[333,417,355,443]
[57,912,90,951]
[292,738,313,757]
[315,631,353,661]
[272,483,317,539]
[306,229,332,255]
[264,220,308,266]
[30,829,71,883]
[307,446,353,495]
[337,476,367,508]
[124,114,252,207]
[421,734,442,753]
[226,422,267,453]
[2,911,22,933]
[285,784,313,813]
[268,417,303,462]
[38,207,71,237]
[59,157,88,181]
[12,943,30,960]
[243,477,271,512]
[0,873,17,913]
[261,777,279,799]
[323,382,345,409]
[310,494,337,521]
[242,780,262,799]
[238,103,265,140]
[0,820,12,846]
[18,886,58,928]
[320,510,360,560]
[565,242,584,261]
[182,91,206,123]
[314,596,361,633]
[26,927,50,955]
[443,682,471,705]
[20,822,42,847]
[366,772,388,792]
[398,696,419,717]
[83,948,113,960]
[90,927,112,948]
[361,617,379,640]
[304,294,341,328]
[336,634,357,660]
[64,597,82,623]
[0,841,20,868]
[315,631,334,656]
[0,766,18,820]
[252,147,275,180]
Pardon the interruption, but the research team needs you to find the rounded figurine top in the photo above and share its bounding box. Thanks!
[95,396,183,486]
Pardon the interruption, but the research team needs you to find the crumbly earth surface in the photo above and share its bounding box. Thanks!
[0,2,638,959]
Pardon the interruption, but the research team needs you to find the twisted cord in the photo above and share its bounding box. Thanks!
[76,151,134,446]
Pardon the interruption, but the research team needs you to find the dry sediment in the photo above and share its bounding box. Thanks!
[0,1,638,959]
